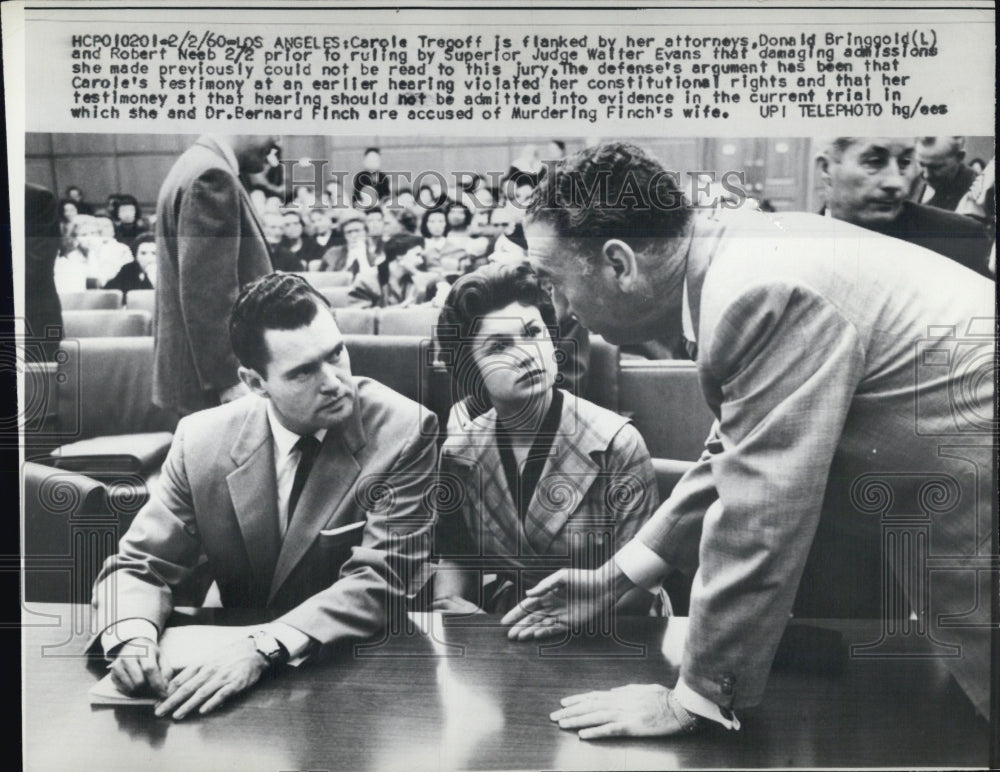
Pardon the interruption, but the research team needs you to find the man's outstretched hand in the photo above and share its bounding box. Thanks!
[154,637,269,720]
[500,563,630,641]
[550,684,708,739]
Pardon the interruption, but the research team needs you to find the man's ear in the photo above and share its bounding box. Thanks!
[601,239,639,291]
[816,153,833,187]
[238,366,269,399]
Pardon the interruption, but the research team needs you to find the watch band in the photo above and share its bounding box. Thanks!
[666,688,709,735]
[249,630,288,669]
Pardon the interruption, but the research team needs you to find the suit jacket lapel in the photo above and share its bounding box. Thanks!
[226,400,281,593]
[268,402,366,603]
[522,396,600,555]
[447,411,521,559]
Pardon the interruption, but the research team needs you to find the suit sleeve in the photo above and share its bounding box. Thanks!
[177,168,246,393]
[633,423,721,578]
[90,420,202,644]
[275,411,439,650]
[679,282,865,710]
[602,422,660,549]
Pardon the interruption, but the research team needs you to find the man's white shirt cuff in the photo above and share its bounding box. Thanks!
[615,539,669,593]
[265,622,313,666]
[101,618,159,658]
[675,677,741,730]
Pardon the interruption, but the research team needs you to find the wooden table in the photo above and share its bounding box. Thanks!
[22,603,990,770]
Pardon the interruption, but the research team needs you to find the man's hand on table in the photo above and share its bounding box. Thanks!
[551,684,708,739]
[500,564,629,641]
[109,637,174,698]
[154,637,269,719]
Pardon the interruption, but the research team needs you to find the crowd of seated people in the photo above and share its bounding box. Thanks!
[47,135,995,340]
[52,187,156,294]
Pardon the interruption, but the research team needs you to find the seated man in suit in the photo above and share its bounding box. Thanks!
[816,136,992,277]
[91,272,438,719]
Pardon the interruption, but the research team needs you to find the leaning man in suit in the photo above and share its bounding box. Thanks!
[504,142,993,737]
[91,273,438,719]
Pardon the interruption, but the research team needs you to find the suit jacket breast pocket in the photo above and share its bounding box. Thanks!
[317,520,367,560]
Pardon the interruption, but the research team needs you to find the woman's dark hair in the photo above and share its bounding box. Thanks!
[445,201,473,229]
[58,199,78,221]
[437,262,557,415]
[131,232,155,258]
[420,207,450,239]
[111,194,141,221]
[378,233,424,286]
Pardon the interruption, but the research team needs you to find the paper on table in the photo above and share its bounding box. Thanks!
[88,624,257,707]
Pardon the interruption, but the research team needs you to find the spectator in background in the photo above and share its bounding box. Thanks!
[105,233,157,296]
[25,184,64,358]
[308,207,342,260]
[417,183,448,210]
[444,200,489,267]
[318,210,379,277]
[393,187,419,216]
[65,185,93,215]
[507,144,543,189]
[347,233,432,309]
[968,157,987,175]
[271,210,312,272]
[262,210,286,256]
[58,199,79,241]
[53,214,99,293]
[364,206,389,260]
[421,208,466,278]
[93,215,134,285]
[353,147,391,205]
[325,178,347,209]
[153,134,275,415]
[433,263,658,615]
[957,156,996,234]
[112,194,149,243]
[915,136,978,211]
[816,137,992,277]
[244,142,285,200]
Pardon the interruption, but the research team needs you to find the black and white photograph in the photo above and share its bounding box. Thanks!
[6,2,997,770]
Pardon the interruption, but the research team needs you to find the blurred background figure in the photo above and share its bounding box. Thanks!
[25,183,64,359]
[153,134,275,415]
[105,233,157,296]
[271,210,311,272]
[348,232,433,309]
[915,136,977,211]
[353,147,390,205]
[64,184,93,215]
[111,194,149,244]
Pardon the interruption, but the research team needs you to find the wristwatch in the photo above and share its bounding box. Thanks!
[248,629,288,670]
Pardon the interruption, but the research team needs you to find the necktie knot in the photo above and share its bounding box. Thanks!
[294,434,320,459]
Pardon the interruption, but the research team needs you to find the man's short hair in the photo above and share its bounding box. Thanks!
[229,273,331,375]
[821,137,862,161]
[526,142,692,267]
[917,136,965,155]
[364,147,381,156]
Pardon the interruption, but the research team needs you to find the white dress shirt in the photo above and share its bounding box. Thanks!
[101,402,328,665]
[614,278,741,731]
